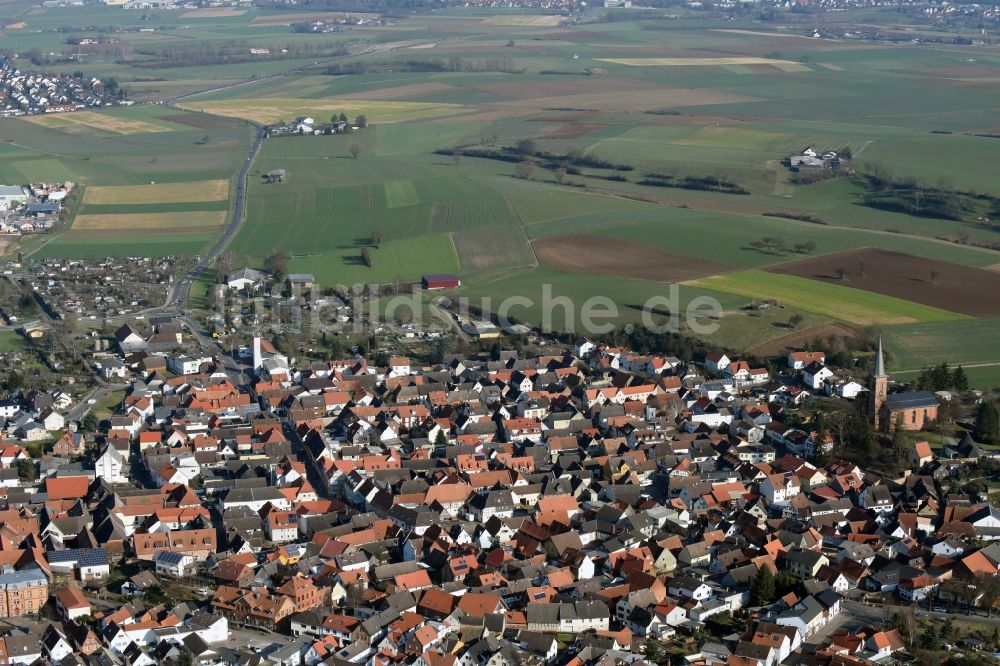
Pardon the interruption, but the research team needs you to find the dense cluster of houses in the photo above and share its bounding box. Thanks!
[0,58,121,118]
[0,328,992,665]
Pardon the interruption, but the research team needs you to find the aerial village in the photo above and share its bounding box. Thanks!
[0,274,994,666]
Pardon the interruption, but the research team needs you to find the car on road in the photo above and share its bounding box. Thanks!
[932,605,948,613]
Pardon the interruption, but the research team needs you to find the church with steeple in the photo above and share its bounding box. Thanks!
[867,337,889,430]
[867,336,939,432]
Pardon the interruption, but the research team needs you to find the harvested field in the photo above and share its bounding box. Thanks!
[768,248,1000,318]
[598,57,808,68]
[480,15,566,26]
[22,111,169,135]
[533,234,733,283]
[544,122,606,139]
[83,180,230,205]
[73,211,226,231]
[180,8,245,16]
[158,113,244,129]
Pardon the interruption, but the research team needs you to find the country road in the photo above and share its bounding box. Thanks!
[161,45,378,313]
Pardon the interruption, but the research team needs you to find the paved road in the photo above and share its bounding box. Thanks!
[164,122,266,312]
[66,382,127,421]
[161,46,377,312]
[845,599,1000,627]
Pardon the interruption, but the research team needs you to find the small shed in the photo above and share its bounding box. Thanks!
[265,169,286,183]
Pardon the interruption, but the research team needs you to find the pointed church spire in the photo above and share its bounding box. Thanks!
[873,336,887,379]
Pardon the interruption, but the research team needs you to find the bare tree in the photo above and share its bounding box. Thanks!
[554,167,567,185]
[361,247,373,268]
[451,147,462,165]
[349,143,361,159]
[929,269,939,285]
[858,261,866,277]
[789,314,804,328]
[514,159,535,181]
[835,267,847,280]
[371,229,383,248]
[216,251,237,281]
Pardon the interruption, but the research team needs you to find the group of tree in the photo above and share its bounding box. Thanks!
[264,250,289,283]
[975,399,1000,445]
[913,362,969,392]
[746,236,815,256]
[861,163,971,221]
[749,565,801,606]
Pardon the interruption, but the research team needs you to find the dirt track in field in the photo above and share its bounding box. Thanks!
[767,247,1000,318]
[533,234,733,283]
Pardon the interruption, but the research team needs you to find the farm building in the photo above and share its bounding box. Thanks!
[265,169,286,183]
[288,274,315,290]
[0,186,28,211]
[423,274,461,290]
[462,321,500,340]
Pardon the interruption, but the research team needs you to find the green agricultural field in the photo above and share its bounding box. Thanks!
[455,266,748,333]
[6,3,1000,368]
[10,159,77,182]
[692,270,969,326]
[452,225,535,272]
[180,98,465,125]
[229,135,523,260]
[289,234,460,286]
[34,231,216,260]
[528,206,999,270]
[508,190,658,225]
[883,318,1000,371]
[0,107,250,259]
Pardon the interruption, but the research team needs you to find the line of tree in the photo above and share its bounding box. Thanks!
[438,143,634,174]
[639,173,749,195]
